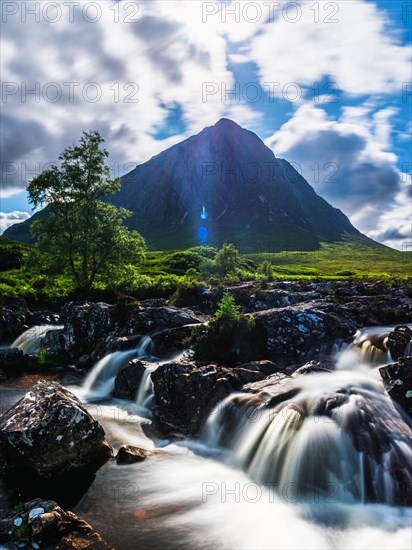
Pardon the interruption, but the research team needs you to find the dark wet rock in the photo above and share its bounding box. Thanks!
[0,348,28,374]
[113,359,150,400]
[151,325,194,355]
[151,359,274,435]
[0,381,112,480]
[126,306,205,335]
[0,497,109,548]
[243,372,293,400]
[380,356,412,417]
[59,302,116,360]
[0,295,28,341]
[251,289,322,311]
[253,302,357,362]
[115,444,161,465]
[387,326,412,361]
[26,310,60,326]
[292,357,335,377]
[107,334,143,352]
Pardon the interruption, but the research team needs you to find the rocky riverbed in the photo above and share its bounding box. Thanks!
[0,279,411,549]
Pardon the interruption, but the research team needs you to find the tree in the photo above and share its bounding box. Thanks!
[215,291,240,319]
[28,131,146,294]
[215,243,239,276]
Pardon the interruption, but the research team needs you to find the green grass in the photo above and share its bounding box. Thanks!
[0,236,411,307]
[248,239,412,279]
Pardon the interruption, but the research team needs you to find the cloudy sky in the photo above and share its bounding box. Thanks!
[1,0,411,249]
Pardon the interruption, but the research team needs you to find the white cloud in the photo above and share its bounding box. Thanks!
[246,0,411,97]
[266,103,410,249]
[0,211,30,234]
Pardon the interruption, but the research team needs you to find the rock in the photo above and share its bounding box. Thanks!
[59,302,117,360]
[253,302,357,363]
[0,295,28,341]
[151,360,275,435]
[115,444,160,465]
[251,289,322,311]
[0,348,28,374]
[292,357,335,377]
[380,356,412,417]
[113,359,149,400]
[126,306,205,335]
[387,326,412,361]
[0,498,109,548]
[0,381,113,480]
[151,325,194,355]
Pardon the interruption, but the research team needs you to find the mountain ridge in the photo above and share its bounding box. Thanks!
[4,118,383,252]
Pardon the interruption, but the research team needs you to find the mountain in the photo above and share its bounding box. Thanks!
[5,119,375,251]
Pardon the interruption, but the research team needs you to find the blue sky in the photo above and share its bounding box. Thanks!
[1,0,411,249]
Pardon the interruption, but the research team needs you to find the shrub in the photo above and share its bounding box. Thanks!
[215,243,239,276]
[185,293,266,365]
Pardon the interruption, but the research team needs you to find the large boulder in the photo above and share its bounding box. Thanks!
[253,302,357,362]
[0,498,108,548]
[59,302,116,360]
[151,359,279,436]
[380,356,412,417]
[126,306,205,335]
[0,381,112,481]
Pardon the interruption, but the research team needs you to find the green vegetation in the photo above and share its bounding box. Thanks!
[185,292,265,366]
[27,131,145,295]
[0,235,411,307]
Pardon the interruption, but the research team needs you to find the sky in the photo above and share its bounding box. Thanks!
[1,0,411,250]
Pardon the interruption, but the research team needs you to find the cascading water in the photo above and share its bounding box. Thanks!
[80,336,155,401]
[352,324,412,365]
[11,324,64,355]
[135,363,158,412]
[68,331,412,550]
[202,354,412,507]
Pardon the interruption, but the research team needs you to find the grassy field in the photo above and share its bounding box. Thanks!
[248,239,412,278]
[0,236,411,306]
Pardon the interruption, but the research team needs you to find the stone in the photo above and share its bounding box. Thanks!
[253,302,357,362]
[113,359,149,400]
[126,306,204,335]
[0,498,109,548]
[0,381,113,480]
[387,326,412,361]
[115,444,160,465]
[380,356,412,417]
[151,359,274,435]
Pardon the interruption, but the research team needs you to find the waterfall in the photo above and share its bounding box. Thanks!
[135,363,158,412]
[81,336,155,401]
[202,361,412,507]
[11,325,64,355]
[352,324,412,366]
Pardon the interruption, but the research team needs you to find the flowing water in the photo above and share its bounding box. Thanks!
[11,324,64,354]
[78,336,155,401]
[2,325,412,549]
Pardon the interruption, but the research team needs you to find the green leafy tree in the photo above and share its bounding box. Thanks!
[215,243,239,276]
[28,131,146,294]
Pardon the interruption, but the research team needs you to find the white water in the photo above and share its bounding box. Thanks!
[11,324,63,354]
[79,336,155,401]
[70,328,412,549]
[135,363,158,412]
